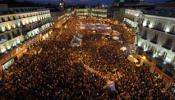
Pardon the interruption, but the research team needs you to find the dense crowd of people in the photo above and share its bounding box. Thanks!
[0,16,174,99]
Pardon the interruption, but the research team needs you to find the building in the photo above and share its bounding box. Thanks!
[75,8,108,18]
[59,0,64,10]
[114,7,175,85]
[113,0,144,4]
[125,0,144,3]
[136,10,175,85]
[0,4,8,9]
[0,7,53,69]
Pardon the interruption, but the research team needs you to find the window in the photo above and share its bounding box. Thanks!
[15,16,19,19]
[0,34,7,44]
[6,33,12,40]
[17,30,21,35]
[171,26,175,34]
[12,24,16,29]
[20,9,24,12]
[146,46,154,56]
[155,22,164,31]
[12,30,19,37]
[21,15,24,18]
[7,17,11,21]
[162,38,173,50]
[1,17,6,22]
[0,45,6,53]
[15,9,20,13]
[0,26,5,32]
[23,15,26,18]
[13,16,16,20]
[151,34,158,44]
[21,21,26,26]
[29,20,32,24]
[141,30,147,39]
[16,22,21,28]
[6,25,11,31]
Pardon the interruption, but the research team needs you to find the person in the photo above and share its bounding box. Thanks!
[104,80,117,100]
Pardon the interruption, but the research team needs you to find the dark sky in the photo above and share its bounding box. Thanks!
[17,0,168,5]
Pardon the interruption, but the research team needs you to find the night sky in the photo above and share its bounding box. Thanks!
[17,0,168,5]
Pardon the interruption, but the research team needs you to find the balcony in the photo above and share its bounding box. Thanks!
[150,35,158,44]
[152,23,164,32]
[141,32,147,40]
[12,30,21,38]
[155,56,165,70]
[6,32,12,40]
[162,39,173,50]
[22,18,52,34]
[145,49,154,56]
[168,27,175,35]
[172,47,175,53]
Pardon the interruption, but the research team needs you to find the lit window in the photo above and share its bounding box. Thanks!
[149,22,154,28]
[29,20,32,23]
[34,18,37,22]
[143,44,148,52]
[17,38,21,44]
[137,40,142,47]
[17,22,21,27]
[13,42,17,47]
[7,25,11,30]
[1,17,6,22]
[165,55,173,63]
[26,20,29,24]
[0,26,5,32]
[12,24,16,29]
[0,46,6,53]
[143,20,147,27]
[165,26,171,33]
[6,44,11,50]
[22,21,26,25]
[32,18,35,22]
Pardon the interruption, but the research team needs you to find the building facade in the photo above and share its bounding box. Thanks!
[75,8,108,18]
[138,14,175,80]
[114,8,175,84]
[0,7,53,69]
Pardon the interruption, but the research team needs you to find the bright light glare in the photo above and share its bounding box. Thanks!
[149,22,154,28]
[143,20,147,27]
[165,26,171,33]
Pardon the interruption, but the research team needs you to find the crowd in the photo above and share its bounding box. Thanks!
[0,16,174,100]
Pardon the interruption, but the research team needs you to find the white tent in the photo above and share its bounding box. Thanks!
[120,47,127,52]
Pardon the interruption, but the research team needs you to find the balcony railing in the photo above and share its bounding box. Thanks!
[150,35,158,44]
[22,17,52,33]
[0,7,49,16]
[145,49,154,56]
[162,39,173,50]
[141,33,147,39]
